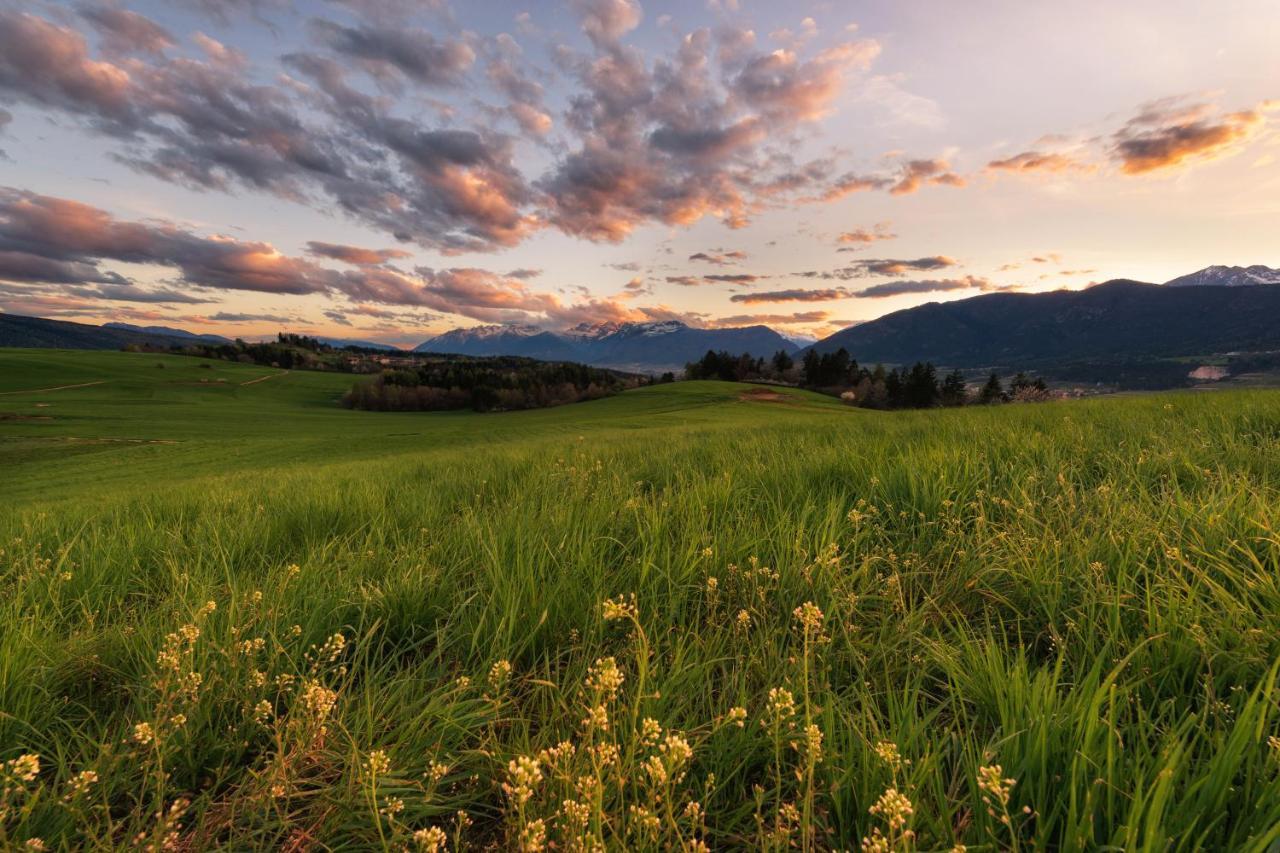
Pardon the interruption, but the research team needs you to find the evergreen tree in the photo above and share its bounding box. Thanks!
[941,370,968,406]
[979,372,1005,404]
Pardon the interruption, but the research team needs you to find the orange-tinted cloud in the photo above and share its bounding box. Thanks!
[987,151,1081,173]
[1112,100,1270,174]
[836,223,895,245]
[890,159,966,195]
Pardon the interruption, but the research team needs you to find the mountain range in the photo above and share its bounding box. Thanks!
[3,265,1278,375]
[413,320,798,371]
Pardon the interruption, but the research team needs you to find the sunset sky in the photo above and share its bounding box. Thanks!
[0,0,1277,346]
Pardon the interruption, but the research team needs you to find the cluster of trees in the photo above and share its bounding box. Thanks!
[342,357,634,412]
[684,347,1051,409]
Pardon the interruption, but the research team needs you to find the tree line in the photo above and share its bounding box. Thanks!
[342,357,636,412]
[684,348,1049,408]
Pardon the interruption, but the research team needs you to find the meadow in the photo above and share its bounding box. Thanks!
[3,348,1280,850]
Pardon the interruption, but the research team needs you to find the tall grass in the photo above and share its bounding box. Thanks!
[4,384,1280,849]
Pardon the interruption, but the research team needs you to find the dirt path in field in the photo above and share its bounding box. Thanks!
[240,370,290,386]
[0,380,106,396]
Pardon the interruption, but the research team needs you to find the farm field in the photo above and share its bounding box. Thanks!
[4,349,1280,850]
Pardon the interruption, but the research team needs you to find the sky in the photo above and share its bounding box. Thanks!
[0,0,1277,347]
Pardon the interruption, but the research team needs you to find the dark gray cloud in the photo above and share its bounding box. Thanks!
[209,311,297,322]
[731,288,849,304]
[78,5,175,56]
[305,241,411,265]
[689,249,747,265]
[308,19,475,88]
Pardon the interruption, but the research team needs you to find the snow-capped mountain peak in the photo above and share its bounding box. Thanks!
[562,321,624,341]
[1165,265,1280,288]
[609,320,688,338]
[429,324,545,341]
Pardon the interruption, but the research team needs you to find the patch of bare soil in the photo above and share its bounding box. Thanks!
[738,388,793,403]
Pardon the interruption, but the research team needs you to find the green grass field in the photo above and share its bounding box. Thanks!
[4,348,1280,851]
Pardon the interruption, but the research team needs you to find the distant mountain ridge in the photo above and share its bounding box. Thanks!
[104,322,233,345]
[805,275,1280,368]
[414,320,798,370]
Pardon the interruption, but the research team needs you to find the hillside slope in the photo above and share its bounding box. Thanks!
[0,313,204,350]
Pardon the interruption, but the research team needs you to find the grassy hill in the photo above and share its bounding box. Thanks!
[3,349,1280,849]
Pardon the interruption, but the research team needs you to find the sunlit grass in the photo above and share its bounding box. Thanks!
[3,351,1280,848]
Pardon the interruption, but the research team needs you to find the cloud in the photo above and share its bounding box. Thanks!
[817,172,892,201]
[571,0,643,49]
[987,150,1082,173]
[713,310,828,325]
[836,222,895,245]
[209,311,296,323]
[309,19,475,88]
[486,53,553,136]
[815,156,964,201]
[858,74,944,129]
[731,288,849,304]
[505,268,542,279]
[0,7,972,261]
[539,10,891,241]
[992,97,1276,182]
[78,5,175,56]
[306,241,412,265]
[0,10,536,254]
[889,159,966,195]
[666,272,762,286]
[0,187,333,295]
[797,256,958,279]
[853,276,993,298]
[1112,98,1271,174]
[688,249,747,265]
[731,41,880,123]
[0,11,135,122]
